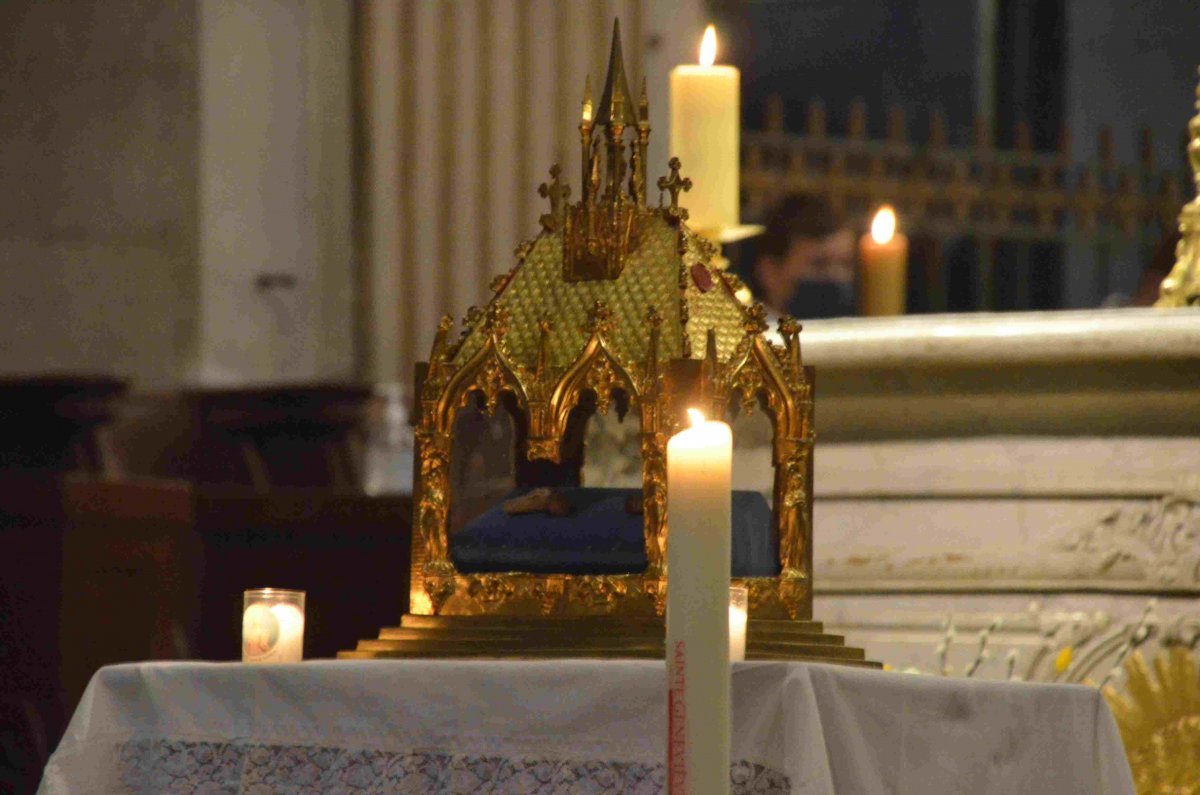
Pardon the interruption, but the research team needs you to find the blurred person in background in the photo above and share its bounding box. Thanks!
[742,194,857,320]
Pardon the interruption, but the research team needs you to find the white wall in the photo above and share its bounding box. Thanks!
[0,0,703,387]
[194,0,353,385]
[0,1,200,386]
[0,0,354,388]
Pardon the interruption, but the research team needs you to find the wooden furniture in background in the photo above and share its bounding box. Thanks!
[0,381,413,794]
[0,376,126,475]
[0,376,126,793]
[192,486,411,663]
[59,479,197,710]
[182,385,372,490]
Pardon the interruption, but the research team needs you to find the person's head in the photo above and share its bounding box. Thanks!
[752,194,856,317]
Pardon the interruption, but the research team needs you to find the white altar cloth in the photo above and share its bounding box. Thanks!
[39,660,1133,794]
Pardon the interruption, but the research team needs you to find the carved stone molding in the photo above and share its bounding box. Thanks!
[1065,493,1200,588]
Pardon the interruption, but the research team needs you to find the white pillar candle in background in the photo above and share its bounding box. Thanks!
[666,409,732,795]
[242,588,306,663]
[729,586,748,662]
[858,205,909,316]
[669,24,740,237]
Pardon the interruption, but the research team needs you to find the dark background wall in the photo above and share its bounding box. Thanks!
[1066,0,1200,170]
[714,0,981,143]
[712,0,1200,310]
[714,0,1199,159]
[0,1,200,382]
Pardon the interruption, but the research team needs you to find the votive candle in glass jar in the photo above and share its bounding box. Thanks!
[242,588,305,663]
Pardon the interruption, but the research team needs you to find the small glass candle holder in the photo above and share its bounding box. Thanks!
[242,588,306,663]
[729,585,748,662]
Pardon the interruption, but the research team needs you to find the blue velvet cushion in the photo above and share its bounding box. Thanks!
[451,486,780,577]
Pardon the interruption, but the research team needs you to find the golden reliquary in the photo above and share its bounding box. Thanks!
[344,22,870,664]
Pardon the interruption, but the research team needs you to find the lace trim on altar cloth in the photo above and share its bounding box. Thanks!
[117,739,790,794]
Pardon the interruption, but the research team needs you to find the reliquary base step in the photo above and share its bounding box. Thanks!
[339,614,879,667]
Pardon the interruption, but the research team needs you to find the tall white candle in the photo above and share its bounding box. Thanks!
[670,25,740,237]
[666,409,732,795]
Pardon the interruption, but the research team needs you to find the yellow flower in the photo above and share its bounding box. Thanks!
[1055,646,1073,675]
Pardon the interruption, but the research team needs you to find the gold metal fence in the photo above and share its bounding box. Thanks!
[741,95,1184,310]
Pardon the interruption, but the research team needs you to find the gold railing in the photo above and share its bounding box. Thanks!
[741,96,1184,310]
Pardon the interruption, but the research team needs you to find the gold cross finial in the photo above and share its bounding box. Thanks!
[538,164,571,231]
[657,157,692,217]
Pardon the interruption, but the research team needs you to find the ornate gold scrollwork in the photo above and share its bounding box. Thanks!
[551,301,640,433]
[732,365,765,414]
[438,305,524,430]
[422,316,455,401]
[521,318,560,462]
[641,432,668,574]
[637,306,669,576]
[565,574,658,616]
[776,448,810,578]
[1104,647,1200,794]
[585,357,621,415]
[459,575,561,616]
[474,359,510,415]
[579,304,623,415]
[415,432,453,574]
[423,572,456,616]
[414,319,458,582]
[467,574,518,606]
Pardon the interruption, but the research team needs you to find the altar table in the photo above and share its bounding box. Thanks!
[38,660,1133,794]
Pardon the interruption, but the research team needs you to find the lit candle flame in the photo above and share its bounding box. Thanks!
[870,205,897,245]
[699,24,717,67]
[687,408,706,427]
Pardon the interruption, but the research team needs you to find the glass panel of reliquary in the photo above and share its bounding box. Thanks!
[728,398,776,510]
[446,395,516,534]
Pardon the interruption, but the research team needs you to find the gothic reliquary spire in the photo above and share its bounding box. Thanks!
[564,19,649,282]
